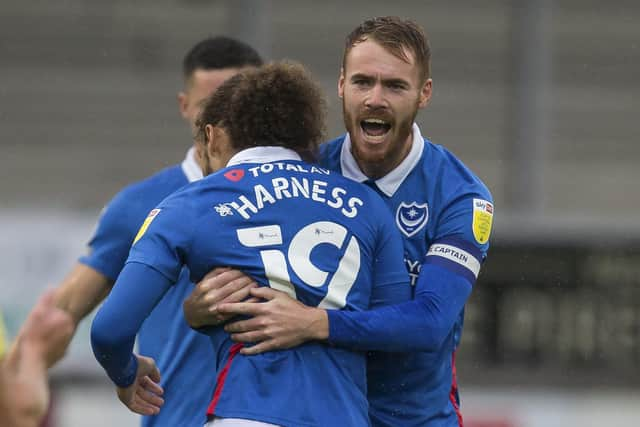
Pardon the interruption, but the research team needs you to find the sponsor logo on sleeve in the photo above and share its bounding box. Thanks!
[472,199,493,244]
[396,202,429,238]
[133,208,161,244]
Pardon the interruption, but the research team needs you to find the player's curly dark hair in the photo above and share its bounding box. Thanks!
[195,62,326,163]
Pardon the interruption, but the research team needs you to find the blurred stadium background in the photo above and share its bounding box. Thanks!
[1,1,639,426]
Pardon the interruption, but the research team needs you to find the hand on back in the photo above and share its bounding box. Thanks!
[183,267,258,328]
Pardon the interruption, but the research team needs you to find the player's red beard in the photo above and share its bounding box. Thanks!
[342,98,418,178]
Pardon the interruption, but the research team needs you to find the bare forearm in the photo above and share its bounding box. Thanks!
[0,388,44,427]
[2,341,50,427]
[54,263,113,324]
[0,289,74,426]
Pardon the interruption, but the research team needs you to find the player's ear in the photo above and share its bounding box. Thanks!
[205,125,227,156]
[418,78,432,109]
[204,124,216,150]
[178,91,189,119]
[338,68,345,99]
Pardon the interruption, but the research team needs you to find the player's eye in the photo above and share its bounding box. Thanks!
[352,78,371,87]
[388,82,407,91]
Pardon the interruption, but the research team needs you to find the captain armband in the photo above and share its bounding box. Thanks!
[424,237,483,285]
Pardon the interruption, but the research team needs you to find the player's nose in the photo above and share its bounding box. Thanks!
[364,83,386,109]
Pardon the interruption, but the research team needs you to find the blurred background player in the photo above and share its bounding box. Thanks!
[0,289,74,427]
[186,17,493,427]
[91,62,411,427]
[37,37,263,427]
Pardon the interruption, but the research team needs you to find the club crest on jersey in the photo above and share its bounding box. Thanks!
[224,169,245,182]
[396,202,428,238]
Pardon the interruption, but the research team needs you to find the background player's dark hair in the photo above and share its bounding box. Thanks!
[343,16,431,82]
[182,36,264,80]
[196,62,326,163]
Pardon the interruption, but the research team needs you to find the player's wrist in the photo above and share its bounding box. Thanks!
[110,354,139,388]
[308,308,329,341]
[182,298,207,329]
[184,311,204,329]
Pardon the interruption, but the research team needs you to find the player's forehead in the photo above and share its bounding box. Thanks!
[186,67,242,95]
[344,39,419,82]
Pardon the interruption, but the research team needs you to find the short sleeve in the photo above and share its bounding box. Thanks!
[79,190,147,281]
[427,191,494,285]
[436,193,493,253]
[126,195,197,283]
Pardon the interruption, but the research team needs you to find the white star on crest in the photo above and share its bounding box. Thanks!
[407,208,419,218]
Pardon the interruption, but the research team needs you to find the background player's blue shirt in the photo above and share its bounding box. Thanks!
[319,124,494,427]
[80,149,215,427]
[92,147,411,427]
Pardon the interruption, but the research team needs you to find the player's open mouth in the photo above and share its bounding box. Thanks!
[360,118,391,142]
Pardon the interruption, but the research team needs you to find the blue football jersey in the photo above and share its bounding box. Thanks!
[81,149,216,427]
[127,147,411,427]
[320,124,494,427]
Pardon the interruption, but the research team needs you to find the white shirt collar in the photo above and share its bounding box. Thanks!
[181,147,203,183]
[340,123,425,197]
[227,146,302,166]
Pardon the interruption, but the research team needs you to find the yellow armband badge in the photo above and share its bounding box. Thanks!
[133,208,161,244]
[472,199,493,244]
